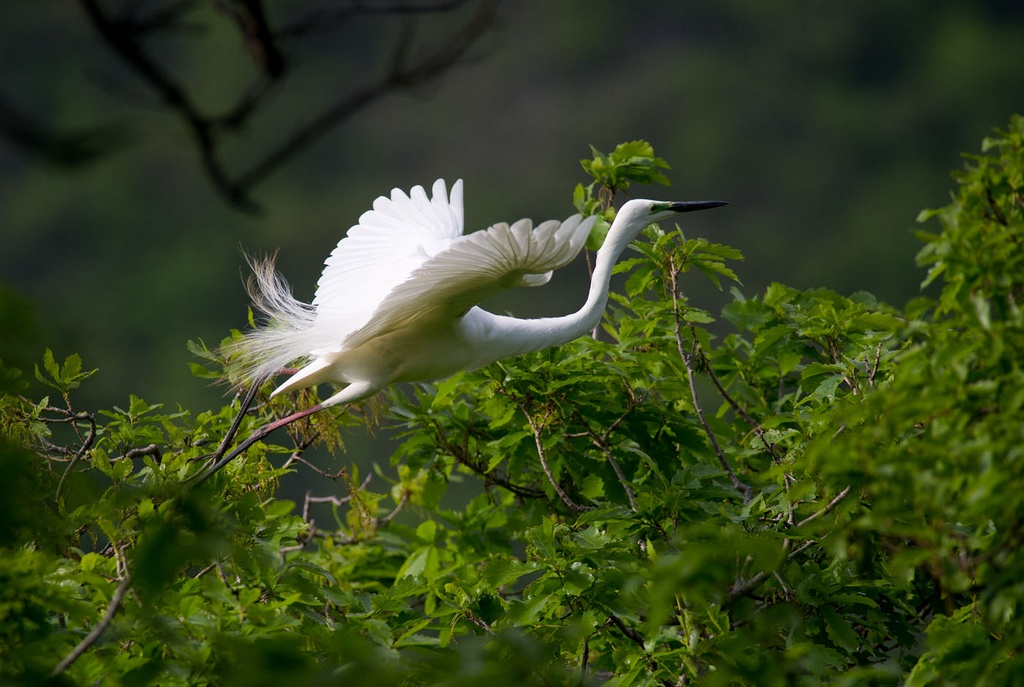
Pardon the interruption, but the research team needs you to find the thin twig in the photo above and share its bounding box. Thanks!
[605,613,645,648]
[121,443,162,462]
[232,0,499,198]
[778,472,797,528]
[281,449,342,478]
[54,410,97,505]
[607,385,649,437]
[306,492,357,511]
[192,399,326,487]
[50,555,132,677]
[377,489,409,526]
[286,478,377,552]
[461,608,495,634]
[208,382,262,464]
[596,443,637,511]
[432,420,546,499]
[668,259,751,501]
[795,485,851,528]
[280,532,314,554]
[692,331,780,463]
[728,488,850,600]
[866,343,883,387]
[508,394,586,514]
[275,420,321,472]
[569,384,647,513]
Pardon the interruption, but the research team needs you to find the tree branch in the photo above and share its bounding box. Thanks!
[431,420,546,499]
[78,0,259,210]
[50,408,97,505]
[192,393,326,487]
[667,259,751,501]
[231,0,499,198]
[50,554,132,678]
[728,487,851,600]
[690,323,780,462]
[505,391,587,514]
[210,0,286,77]
[795,485,851,528]
[581,386,648,512]
[75,0,499,211]
[207,381,262,464]
[278,0,473,37]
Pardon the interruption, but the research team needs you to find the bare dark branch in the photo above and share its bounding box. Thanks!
[279,0,473,37]
[0,91,126,166]
[208,381,261,464]
[74,0,499,212]
[122,443,162,462]
[232,0,499,199]
[210,0,286,77]
[50,408,97,504]
[78,0,259,210]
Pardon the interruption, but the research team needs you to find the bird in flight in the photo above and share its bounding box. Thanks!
[227,179,725,410]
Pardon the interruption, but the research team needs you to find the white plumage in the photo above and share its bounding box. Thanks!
[226,178,724,408]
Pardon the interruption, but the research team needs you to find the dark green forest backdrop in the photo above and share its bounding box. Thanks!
[2,0,1023,414]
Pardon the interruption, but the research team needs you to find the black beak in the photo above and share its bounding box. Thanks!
[669,200,728,213]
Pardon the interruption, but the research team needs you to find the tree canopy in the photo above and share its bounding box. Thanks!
[2,117,1023,685]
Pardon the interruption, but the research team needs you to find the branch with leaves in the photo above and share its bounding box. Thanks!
[4,123,1024,684]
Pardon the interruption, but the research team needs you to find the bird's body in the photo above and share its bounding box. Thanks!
[228,179,724,407]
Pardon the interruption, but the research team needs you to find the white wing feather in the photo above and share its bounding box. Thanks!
[225,179,593,390]
[343,213,595,349]
[307,179,465,352]
[225,179,464,382]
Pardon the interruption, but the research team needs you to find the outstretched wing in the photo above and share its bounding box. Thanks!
[307,179,464,351]
[343,213,596,349]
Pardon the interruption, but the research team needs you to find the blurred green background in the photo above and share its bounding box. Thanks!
[2,0,1022,416]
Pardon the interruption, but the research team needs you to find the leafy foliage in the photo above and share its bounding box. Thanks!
[574,141,672,250]
[1,120,1023,685]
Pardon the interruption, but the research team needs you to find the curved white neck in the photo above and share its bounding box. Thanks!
[462,198,723,370]
[467,222,637,366]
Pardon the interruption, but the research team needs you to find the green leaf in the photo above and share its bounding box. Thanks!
[33,349,96,393]
[482,557,537,588]
[397,546,441,580]
[505,592,552,626]
[285,559,339,587]
[822,606,860,653]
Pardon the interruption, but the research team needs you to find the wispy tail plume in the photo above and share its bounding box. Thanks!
[222,254,317,387]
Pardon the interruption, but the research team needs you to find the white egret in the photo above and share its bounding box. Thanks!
[221,179,724,451]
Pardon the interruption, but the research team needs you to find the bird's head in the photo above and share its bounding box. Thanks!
[611,198,728,244]
[642,199,728,224]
